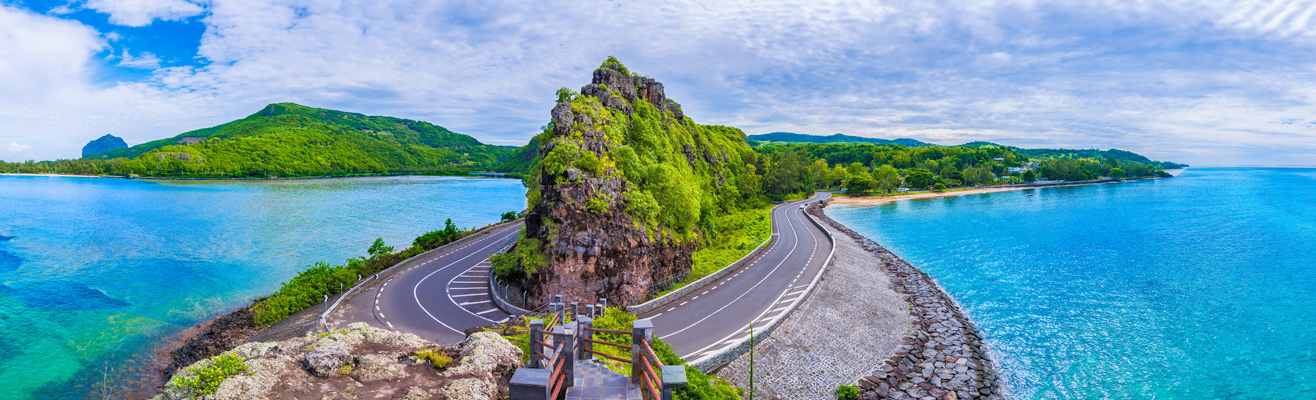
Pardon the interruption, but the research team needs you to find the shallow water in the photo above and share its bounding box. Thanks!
[827,168,1316,399]
[0,175,525,399]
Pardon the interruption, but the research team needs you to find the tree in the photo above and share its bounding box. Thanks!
[367,238,394,257]
[1022,170,1037,183]
[939,165,963,185]
[905,168,935,188]
[933,182,946,192]
[873,165,900,193]
[1109,168,1126,179]
[845,173,876,195]
[501,211,518,222]
[963,165,995,186]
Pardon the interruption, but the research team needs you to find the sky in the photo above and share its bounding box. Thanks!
[3,1,1316,166]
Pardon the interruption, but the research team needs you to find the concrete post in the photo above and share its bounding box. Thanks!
[552,326,575,394]
[631,319,654,385]
[569,302,578,319]
[585,305,595,319]
[661,365,688,400]
[554,294,563,304]
[529,319,545,368]
[599,298,607,313]
[577,317,593,360]
[508,368,551,400]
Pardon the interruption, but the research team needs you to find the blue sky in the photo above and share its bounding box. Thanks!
[3,0,1316,166]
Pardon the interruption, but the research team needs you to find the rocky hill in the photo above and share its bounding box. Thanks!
[152,323,520,400]
[496,58,764,305]
[82,134,128,157]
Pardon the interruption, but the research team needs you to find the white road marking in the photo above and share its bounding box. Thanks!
[448,286,486,290]
[451,293,485,298]
[386,321,394,329]
[459,300,491,306]
[411,229,521,334]
[476,308,500,315]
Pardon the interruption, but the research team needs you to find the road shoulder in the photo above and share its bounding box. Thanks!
[716,208,914,399]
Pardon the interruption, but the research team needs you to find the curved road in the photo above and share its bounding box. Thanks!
[328,221,523,343]
[333,192,833,359]
[641,192,832,363]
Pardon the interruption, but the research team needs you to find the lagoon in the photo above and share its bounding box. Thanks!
[828,168,1316,399]
[0,175,526,399]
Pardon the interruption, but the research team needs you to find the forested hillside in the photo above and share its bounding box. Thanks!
[2,103,513,177]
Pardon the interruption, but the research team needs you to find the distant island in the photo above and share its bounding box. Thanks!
[81,134,127,157]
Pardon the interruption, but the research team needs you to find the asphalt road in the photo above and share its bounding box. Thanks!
[330,220,522,343]
[339,192,832,356]
[640,192,833,364]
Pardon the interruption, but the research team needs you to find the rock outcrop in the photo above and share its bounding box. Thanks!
[519,58,722,305]
[82,134,128,157]
[151,323,521,400]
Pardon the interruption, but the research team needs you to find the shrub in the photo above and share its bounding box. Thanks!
[837,385,861,400]
[932,182,946,192]
[415,348,453,369]
[252,219,474,325]
[501,211,518,222]
[174,353,248,398]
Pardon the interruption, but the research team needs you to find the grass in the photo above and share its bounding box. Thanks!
[414,348,453,369]
[174,352,249,398]
[656,206,773,297]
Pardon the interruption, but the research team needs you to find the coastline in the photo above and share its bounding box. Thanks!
[0,171,516,181]
[830,177,1158,207]
[813,204,1005,399]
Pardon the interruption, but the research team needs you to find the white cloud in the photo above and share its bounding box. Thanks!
[85,0,206,27]
[8,141,31,152]
[5,0,1316,165]
[118,49,162,69]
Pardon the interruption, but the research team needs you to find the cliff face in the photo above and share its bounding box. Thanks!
[82,134,128,157]
[514,58,760,305]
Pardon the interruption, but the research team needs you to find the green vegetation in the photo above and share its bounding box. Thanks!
[500,211,519,222]
[250,219,481,325]
[414,348,453,369]
[173,352,249,399]
[836,385,861,400]
[1,103,515,178]
[751,140,1180,196]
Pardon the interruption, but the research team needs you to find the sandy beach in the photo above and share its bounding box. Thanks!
[828,186,1036,206]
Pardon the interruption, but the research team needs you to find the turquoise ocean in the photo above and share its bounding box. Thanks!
[0,175,526,399]
[827,168,1316,399]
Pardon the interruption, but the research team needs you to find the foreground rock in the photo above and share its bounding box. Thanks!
[152,323,521,400]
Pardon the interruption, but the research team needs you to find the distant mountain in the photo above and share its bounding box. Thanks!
[81,134,127,157]
[84,103,514,177]
[958,142,1188,169]
[747,132,929,147]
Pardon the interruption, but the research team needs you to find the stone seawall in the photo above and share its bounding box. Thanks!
[813,207,1004,400]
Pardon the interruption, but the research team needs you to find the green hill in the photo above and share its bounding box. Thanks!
[747,132,929,147]
[84,103,513,177]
